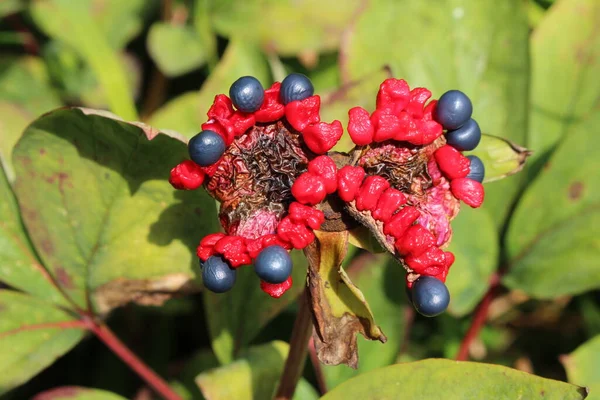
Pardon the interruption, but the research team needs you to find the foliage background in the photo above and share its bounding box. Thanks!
[0,0,598,398]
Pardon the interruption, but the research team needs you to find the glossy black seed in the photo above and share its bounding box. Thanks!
[229,76,265,113]
[188,130,226,166]
[411,276,450,317]
[201,256,236,293]
[445,119,481,151]
[434,90,473,130]
[467,155,485,183]
[280,73,314,104]
[254,245,293,284]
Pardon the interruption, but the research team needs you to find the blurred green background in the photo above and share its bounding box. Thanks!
[0,0,599,399]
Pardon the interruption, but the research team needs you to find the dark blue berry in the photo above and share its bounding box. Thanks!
[188,130,226,167]
[445,119,481,151]
[434,90,473,130]
[280,73,314,105]
[254,245,292,284]
[229,76,264,113]
[411,276,450,317]
[467,155,485,183]
[201,256,236,293]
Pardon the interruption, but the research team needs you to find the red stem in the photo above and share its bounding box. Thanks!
[455,274,500,361]
[83,316,182,400]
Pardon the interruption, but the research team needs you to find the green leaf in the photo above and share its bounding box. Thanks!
[0,290,85,395]
[466,134,531,183]
[204,251,308,364]
[30,0,138,120]
[562,335,600,400]
[147,22,206,77]
[307,230,385,368]
[321,359,588,400]
[504,113,600,298]
[323,253,406,389]
[0,0,22,18]
[32,386,128,400]
[446,206,498,316]
[528,0,600,177]
[0,162,66,306]
[208,0,362,56]
[195,341,318,400]
[12,108,219,313]
[148,39,269,138]
[0,56,62,179]
[344,0,529,227]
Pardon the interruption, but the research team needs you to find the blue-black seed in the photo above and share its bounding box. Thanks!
[434,90,473,130]
[201,256,236,293]
[188,130,226,167]
[445,118,481,151]
[280,73,314,105]
[467,155,485,183]
[229,76,265,113]
[411,276,450,317]
[254,245,293,284]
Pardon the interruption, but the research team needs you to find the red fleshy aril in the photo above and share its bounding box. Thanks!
[405,246,446,275]
[260,276,293,298]
[371,109,401,142]
[337,165,366,202]
[201,120,233,146]
[289,202,325,230]
[229,111,255,137]
[434,145,471,180]
[307,156,338,194]
[169,160,205,190]
[406,87,432,119]
[214,236,251,267]
[394,224,436,256]
[255,82,285,123]
[348,106,374,145]
[291,172,327,205]
[302,120,343,154]
[371,187,407,222]
[277,216,315,249]
[383,206,420,239]
[197,233,226,261]
[207,94,234,120]
[246,234,292,259]
[376,78,410,115]
[450,178,485,208]
[285,95,321,131]
[355,175,390,211]
[423,100,437,121]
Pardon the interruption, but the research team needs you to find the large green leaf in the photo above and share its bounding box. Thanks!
[30,0,137,120]
[504,113,600,298]
[0,290,85,395]
[195,341,318,400]
[207,0,361,56]
[0,56,62,180]
[321,359,587,400]
[446,206,498,316]
[147,22,206,77]
[562,335,600,400]
[344,0,529,227]
[0,162,66,306]
[322,253,406,389]
[12,108,219,313]
[32,386,127,400]
[528,0,600,177]
[204,251,308,364]
[148,39,269,138]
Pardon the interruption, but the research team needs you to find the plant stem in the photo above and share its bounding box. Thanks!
[456,274,500,361]
[83,316,182,400]
[308,337,328,395]
[274,290,313,400]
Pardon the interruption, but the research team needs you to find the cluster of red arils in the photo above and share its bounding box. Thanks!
[169,73,485,316]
